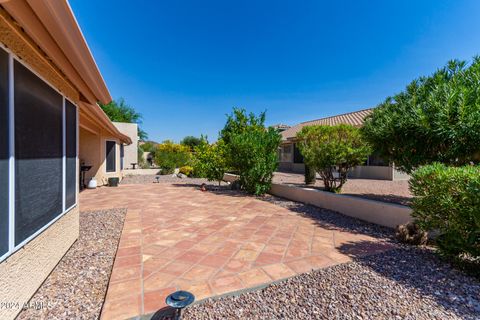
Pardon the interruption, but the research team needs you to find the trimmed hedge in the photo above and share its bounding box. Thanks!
[410,163,480,259]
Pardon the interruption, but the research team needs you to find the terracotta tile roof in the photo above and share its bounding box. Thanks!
[281,108,374,141]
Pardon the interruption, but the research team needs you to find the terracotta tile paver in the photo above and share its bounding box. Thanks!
[238,268,272,287]
[262,263,296,280]
[79,183,394,319]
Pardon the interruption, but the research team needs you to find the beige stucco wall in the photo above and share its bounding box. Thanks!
[0,9,81,320]
[79,127,124,186]
[269,183,412,228]
[0,207,79,320]
[79,127,101,183]
[113,122,138,170]
[349,165,394,180]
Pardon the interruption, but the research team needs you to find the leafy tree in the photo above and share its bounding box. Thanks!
[100,98,148,141]
[297,124,371,193]
[138,141,158,168]
[139,141,158,153]
[193,140,228,185]
[154,141,191,174]
[362,58,480,173]
[220,108,281,195]
[220,108,266,145]
[181,136,204,151]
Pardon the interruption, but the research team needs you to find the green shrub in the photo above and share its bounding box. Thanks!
[159,166,175,175]
[193,140,228,185]
[179,165,194,177]
[220,108,281,195]
[154,141,191,172]
[410,163,480,259]
[362,58,480,173]
[228,128,281,195]
[297,124,371,193]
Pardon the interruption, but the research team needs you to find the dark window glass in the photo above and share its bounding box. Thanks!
[293,143,304,164]
[106,141,116,172]
[367,154,389,167]
[120,144,124,170]
[0,48,9,256]
[65,100,76,209]
[14,61,63,245]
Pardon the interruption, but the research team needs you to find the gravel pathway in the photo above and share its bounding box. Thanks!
[17,208,126,320]
[273,172,412,206]
[121,174,228,186]
[182,247,480,320]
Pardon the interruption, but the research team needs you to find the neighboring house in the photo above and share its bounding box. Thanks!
[0,2,130,319]
[113,122,139,170]
[279,108,409,180]
[271,123,291,132]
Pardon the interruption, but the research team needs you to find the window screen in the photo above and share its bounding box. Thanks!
[0,48,9,256]
[14,61,63,245]
[65,100,77,209]
[106,141,116,172]
[120,144,124,170]
[293,143,304,164]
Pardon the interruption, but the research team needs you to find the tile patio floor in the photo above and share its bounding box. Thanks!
[80,183,394,320]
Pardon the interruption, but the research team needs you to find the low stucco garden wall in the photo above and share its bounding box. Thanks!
[269,184,412,228]
[223,173,412,228]
[0,207,79,320]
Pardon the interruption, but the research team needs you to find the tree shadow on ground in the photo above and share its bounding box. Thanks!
[171,182,394,240]
[171,183,248,198]
[335,242,480,318]
[261,194,395,240]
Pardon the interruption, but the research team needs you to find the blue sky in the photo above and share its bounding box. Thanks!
[70,0,480,142]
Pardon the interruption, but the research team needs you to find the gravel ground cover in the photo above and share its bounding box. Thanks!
[144,193,478,320]
[121,174,228,186]
[17,208,126,320]
[273,172,412,206]
[182,246,480,320]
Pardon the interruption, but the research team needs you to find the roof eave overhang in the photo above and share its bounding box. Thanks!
[80,102,132,145]
[1,0,111,104]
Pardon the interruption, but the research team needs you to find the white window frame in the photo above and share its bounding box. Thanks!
[0,43,78,263]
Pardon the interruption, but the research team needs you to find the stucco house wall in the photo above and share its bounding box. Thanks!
[0,7,79,319]
[113,122,139,170]
[0,3,130,319]
[278,110,410,181]
[79,128,125,186]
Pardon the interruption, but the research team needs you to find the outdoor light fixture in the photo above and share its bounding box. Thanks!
[165,290,195,320]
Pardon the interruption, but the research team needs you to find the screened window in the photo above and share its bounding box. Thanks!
[106,141,116,172]
[293,143,304,164]
[0,47,9,256]
[366,154,389,167]
[65,100,77,209]
[0,49,78,262]
[120,144,124,170]
[14,61,63,245]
